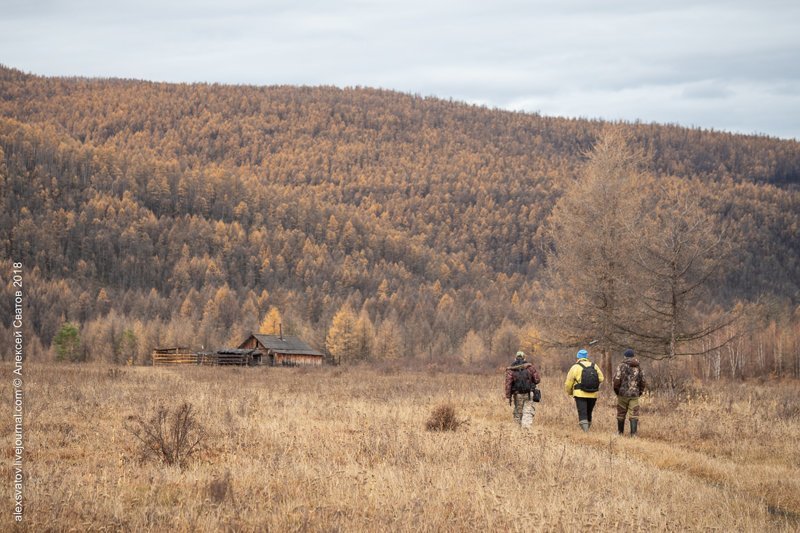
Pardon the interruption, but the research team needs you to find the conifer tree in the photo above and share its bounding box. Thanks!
[354,309,375,361]
[54,322,82,362]
[536,128,649,371]
[326,305,358,364]
[259,307,283,335]
[459,330,487,365]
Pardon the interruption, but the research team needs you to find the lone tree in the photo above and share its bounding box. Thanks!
[537,128,650,371]
[537,128,735,364]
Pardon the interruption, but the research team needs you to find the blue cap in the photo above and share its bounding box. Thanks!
[624,348,634,358]
[577,349,588,359]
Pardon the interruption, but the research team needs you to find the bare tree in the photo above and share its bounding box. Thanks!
[620,179,737,359]
[491,321,520,363]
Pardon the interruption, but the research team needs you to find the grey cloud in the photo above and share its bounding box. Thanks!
[681,81,734,100]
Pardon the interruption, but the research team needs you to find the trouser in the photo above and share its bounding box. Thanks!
[574,397,597,423]
[616,396,641,421]
[513,392,535,428]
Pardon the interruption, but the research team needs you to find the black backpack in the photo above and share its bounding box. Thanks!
[575,361,600,392]
[511,367,534,394]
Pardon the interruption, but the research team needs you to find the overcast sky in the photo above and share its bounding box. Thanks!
[2,0,799,139]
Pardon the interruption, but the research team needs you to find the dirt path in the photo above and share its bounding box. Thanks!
[542,421,800,525]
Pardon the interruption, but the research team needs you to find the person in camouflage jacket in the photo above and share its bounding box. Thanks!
[505,351,541,428]
[613,348,647,436]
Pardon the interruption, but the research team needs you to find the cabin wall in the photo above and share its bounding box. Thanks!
[240,337,259,350]
[274,353,323,366]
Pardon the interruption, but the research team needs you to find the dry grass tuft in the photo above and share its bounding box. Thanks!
[425,403,467,432]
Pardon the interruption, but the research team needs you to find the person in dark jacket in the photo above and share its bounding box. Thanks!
[505,351,541,428]
[613,348,647,436]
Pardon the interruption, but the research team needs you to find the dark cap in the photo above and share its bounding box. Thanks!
[623,348,634,358]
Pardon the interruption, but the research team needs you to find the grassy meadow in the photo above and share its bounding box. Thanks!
[3,362,799,531]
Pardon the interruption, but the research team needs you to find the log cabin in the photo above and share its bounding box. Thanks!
[238,333,324,366]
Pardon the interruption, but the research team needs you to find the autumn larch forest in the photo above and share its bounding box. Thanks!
[0,64,798,377]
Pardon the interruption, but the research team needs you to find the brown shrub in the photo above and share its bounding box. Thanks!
[206,470,233,505]
[107,367,125,379]
[425,403,467,432]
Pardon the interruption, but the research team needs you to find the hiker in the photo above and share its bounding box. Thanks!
[505,351,541,428]
[613,348,647,436]
[564,349,604,432]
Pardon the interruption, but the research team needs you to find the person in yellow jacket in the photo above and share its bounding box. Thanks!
[564,349,605,432]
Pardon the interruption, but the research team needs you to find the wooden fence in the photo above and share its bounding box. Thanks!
[151,348,252,366]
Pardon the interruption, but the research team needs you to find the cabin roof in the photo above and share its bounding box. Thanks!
[248,334,324,356]
[214,348,259,356]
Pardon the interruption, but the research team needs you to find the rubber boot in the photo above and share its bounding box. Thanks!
[617,419,625,435]
[630,419,638,437]
[579,420,589,432]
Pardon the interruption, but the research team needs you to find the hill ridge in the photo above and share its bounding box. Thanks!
[0,67,798,363]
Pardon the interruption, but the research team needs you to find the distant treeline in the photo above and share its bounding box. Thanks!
[0,65,798,376]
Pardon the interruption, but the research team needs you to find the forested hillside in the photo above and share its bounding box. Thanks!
[1,65,798,372]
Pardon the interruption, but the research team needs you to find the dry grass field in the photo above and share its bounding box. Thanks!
[3,362,799,531]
